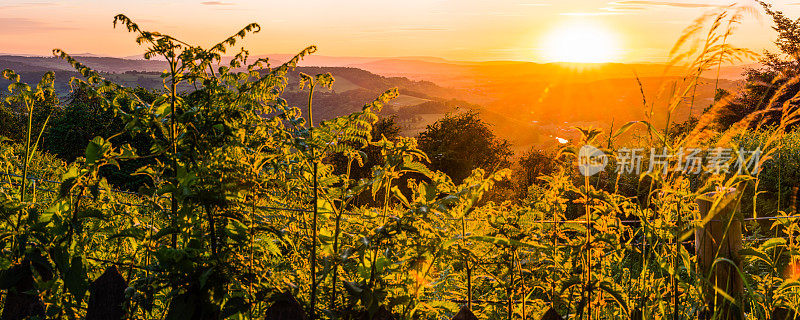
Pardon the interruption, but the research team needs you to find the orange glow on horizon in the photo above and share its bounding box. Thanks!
[0,0,786,63]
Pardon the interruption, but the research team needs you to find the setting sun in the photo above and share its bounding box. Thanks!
[541,21,622,63]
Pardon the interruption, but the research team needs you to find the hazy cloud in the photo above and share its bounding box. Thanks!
[398,27,448,31]
[356,27,449,35]
[0,17,47,32]
[201,1,234,5]
[561,12,622,16]
[602,5,647,11]
[0,2,57,10]
[609,1,722,8]
[0,17,75,34]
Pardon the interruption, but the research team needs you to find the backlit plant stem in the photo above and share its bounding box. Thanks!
[584,175,592,320]
[307,79,319,320]
[169,57,179,249]
[15,97,34,257]
[331,156,354,311]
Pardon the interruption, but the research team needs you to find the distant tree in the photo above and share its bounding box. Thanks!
[417,111,512,183]
[715,2,800,129]
[0,94,21,140]
[43,87,117,161]
[517,148,558,188]
[0,83,59,142]
[498,147,559,201]
[42,86,158,190]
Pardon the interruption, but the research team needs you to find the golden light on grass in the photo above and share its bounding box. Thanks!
[541,20,622,63]
[787,260,800,281]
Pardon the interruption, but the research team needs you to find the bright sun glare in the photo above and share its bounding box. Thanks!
[542,21,621,63]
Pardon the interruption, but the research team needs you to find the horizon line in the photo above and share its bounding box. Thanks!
[0,52,759,67]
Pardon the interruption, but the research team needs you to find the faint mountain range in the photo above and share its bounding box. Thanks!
[3,52,757,81]
[0,54,168,73]
[349,59,757,85]
[0,53,752,151]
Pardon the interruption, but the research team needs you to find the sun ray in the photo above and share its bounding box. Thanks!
[541,20,622,63]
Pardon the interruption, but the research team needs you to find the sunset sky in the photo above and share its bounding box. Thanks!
[1,0,798,63]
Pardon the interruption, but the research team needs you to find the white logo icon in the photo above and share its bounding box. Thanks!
[578,145,607,176]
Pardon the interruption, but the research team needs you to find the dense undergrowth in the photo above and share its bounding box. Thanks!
[3,4,800,320]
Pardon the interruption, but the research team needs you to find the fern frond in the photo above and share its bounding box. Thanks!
[210,23,261,55]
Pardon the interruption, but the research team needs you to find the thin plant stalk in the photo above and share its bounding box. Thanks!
[14,97,34,257]
[508,248,514,320]
[307,79,319,320]
[331,156,354,311]
[584,175,592,320]
[674,200,682,320]
[169,57,179,249]
[462,215,472,310]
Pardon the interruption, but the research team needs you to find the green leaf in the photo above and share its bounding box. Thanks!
[761,238,787,251]
[64,255,88,303]
[344,280,364,295]
[466,235,535,248]
[107,228,145,241]
[740,248,772,265]
[85,136,108,164]
[778,279,800,294]
[391,186,410,208]
[154,226,179,240]
[317,198,334,214]
[599,281,629,315]
[613,120,666,146]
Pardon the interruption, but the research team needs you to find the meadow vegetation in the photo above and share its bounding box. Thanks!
[4,3,800,320]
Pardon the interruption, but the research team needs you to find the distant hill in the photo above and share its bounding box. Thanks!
[0,54,753,152]
[0,55,482,140]
[350,59,754,84]
[345,57,749,150]
[0,55,168,73]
